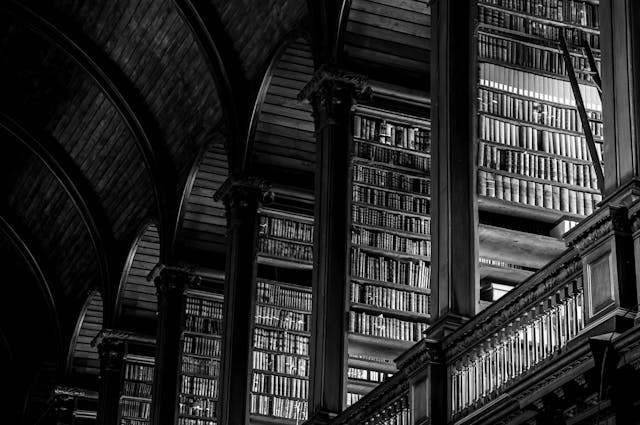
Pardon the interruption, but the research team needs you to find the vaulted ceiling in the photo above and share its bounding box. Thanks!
[0,0,430,420]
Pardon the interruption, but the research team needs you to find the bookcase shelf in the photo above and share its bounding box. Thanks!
[119,351,154,425]
[475,0,602,288]
[347,108,432,399]
[176,290,223,425]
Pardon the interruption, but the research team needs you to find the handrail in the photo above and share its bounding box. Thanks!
[443,248,586,418]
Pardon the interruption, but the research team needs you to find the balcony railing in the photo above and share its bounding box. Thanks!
[445,249,584,418]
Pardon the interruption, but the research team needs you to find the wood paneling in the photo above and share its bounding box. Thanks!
[118,224,160,325]
[344,0,430,85]
[69,292,102,376]
[252,38,315,179]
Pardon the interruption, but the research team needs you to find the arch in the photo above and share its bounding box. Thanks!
[66,290,103,377]
[115,223,161,332]
[0,113,115,322]
[2,0,172,259]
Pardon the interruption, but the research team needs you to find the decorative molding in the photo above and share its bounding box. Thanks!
[565,205,629,253]
[95,335,124,373]
[514,354,591,403]
[298,64,369,105]
[396,339,442,377]
[213,176,273,206]
[154,266,201,300]
[91,328,156,348]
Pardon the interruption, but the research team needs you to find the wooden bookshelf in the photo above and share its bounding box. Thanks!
[119,353,154,425]
[176,290,223,425]
[251,208,313,423]
[475,0,603,287]
[348,106,432,402]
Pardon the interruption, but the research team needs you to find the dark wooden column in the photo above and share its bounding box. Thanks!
[95,333,124,425]
[299,66,367,422]
[151,267,194,425]
[429,0,478,336]
[600,0,640,196]
[215,178,267,425]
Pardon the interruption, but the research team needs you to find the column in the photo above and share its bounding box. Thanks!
[216,178,266,425]
[298,66,367,422]
[151,267,194,425]
[429,0,478,336]
[95,333,124,425]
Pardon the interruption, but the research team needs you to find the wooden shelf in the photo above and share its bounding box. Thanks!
[182,330,222,339]
[180,371,219,380]
[480,57,598,87]
[352,243,430,262]
[347,378,380,395]
[347,333,416,360]
[251,346,309,358]
[352,180,431,198]
[477,166,601,194]
[351,201,429,219]
[257,254,313,270]
[120,394,152,402]
[182,352,222,361]
[478,138,598,165]
[478,195,584,223]
[353,138,431,158]
[352,222,430,241]
[353,156,430,179]
[251,413,305,425]
[252,369,309,380]
[258,233,313,247]
[350,275,430,295]
[350,302,429,323]
[255,300,311,316]
[253,323,310,337]
[348,356,397,374]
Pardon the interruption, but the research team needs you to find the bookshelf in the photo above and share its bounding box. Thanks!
[177,290,223,425]
[475,0,603,291]
[348,106,432,404]
[119,352,154,425]
[252,207,313,423]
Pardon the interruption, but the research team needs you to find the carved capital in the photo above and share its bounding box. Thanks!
[95,335,124,373]
[565,205,629,253]
[396,339,442,378]
[298,65,369,121]
[154,266,199,301]
[213,176,272,212]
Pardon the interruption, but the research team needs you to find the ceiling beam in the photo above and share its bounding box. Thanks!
[0,113,116,326]
[173,0,250,177]
[306,0,344,66]
[2,1,174,261]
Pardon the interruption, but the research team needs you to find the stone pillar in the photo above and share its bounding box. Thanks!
[298,66,367,422]
[95,334,124,425]
[215,178,267,425]
[429,0,478,336]
[151,267,195,425]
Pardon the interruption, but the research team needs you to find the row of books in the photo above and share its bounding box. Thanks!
[182,356,219,377]
[185,315,223,336]
[352,205,431,235]
[347,393,364,406]
[355,142,431,172]
[253,328,309,356]
[479,256,535,271]
[252,372,308,399]
[350,282,430,315]
[353,165,431,196]
[478,88,603,134]
[122,381,152,398]
[256,281,312,312]
[185,297,223,319]
[348,311,428,342]
[348,367,392,383]
[177,419,215,425]
[351,249,431,289]
[250,394,308,420]
[124,362,154,382]
[258,238,313,262]
[180,375,218,399]
[183,335,222,358]
[478,0,600,29]
[352,228,431,257]
[479,63,601,111]
[178,395,217,418]
[479,32,598,81]
[255,304,311,332]
[479,143,599,189]
[120,399,150,419]
[258,215,313,244]
[478,6,600,48]
[479,115,603,161]
[478,170,602,215]
[121,419,149,425]
[354,116,431,152]
[353,186,431,215]
[253,350,309,377]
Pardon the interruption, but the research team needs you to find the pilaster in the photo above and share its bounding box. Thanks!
[95,332,124,425]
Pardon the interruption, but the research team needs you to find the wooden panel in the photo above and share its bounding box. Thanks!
[118,224,160,321]
[70,292,103,376]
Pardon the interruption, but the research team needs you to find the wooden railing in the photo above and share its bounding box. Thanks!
[443,249,585,419]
